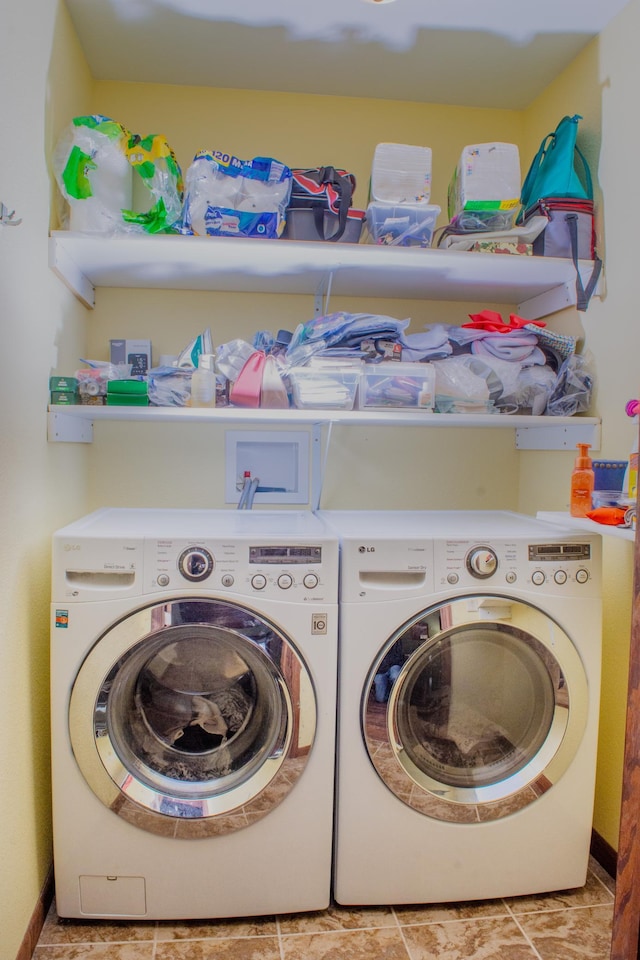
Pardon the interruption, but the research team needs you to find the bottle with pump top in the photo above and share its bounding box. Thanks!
[190,353,216,408]
[570,443,594,518]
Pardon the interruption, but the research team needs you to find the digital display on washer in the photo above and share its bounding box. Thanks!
[528,543,591,561]
[250,545,322,563]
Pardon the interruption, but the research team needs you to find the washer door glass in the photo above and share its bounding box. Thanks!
[362,595,588,823]
[70,598,315,837]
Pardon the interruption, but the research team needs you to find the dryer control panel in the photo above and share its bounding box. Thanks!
[434,536,601,597]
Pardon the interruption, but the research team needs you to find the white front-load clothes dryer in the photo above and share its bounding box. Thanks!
[50,508,338,920]
[320,510,602,905]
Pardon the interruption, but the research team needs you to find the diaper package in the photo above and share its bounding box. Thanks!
[181,150,292,239]
[447,142,521,232]
[370,143,432,204]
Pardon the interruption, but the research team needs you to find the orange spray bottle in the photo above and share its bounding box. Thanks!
[570,443,594,518]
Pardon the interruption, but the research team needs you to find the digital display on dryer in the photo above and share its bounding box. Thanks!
[250,545,322,563]
[528,543,591,561]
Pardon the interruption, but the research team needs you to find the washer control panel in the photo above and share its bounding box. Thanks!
[435,536,600,596]
[144,538,334,601]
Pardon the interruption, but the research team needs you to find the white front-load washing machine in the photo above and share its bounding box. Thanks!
[321,510,602,905]
[50,508,338,920]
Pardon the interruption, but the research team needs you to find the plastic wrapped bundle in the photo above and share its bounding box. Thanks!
[181,150,292,239]
[123,133,184,234]
[52,115,132,234]
[53,115,184,235]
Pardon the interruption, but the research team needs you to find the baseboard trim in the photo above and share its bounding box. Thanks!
[591,828,617,881]
[15,865,54,960]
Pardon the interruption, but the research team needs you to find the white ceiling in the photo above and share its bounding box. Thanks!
[65,0,630,109]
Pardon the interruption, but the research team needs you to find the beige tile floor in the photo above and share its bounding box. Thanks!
[33,857,615,960]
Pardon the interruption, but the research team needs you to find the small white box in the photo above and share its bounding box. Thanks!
[359,362,435,410]
[110,339,152,376]
[370,143,432,204]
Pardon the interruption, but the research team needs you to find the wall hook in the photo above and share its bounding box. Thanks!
[0,202,22,226]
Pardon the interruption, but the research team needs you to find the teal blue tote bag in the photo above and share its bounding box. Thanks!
[520,115,593,212]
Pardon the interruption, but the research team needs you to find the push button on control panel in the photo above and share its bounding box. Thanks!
[554,570,568,585]
[303,573,319,589]
[251,574,267,590]
[278,574,293,590]
[531,570,546,586]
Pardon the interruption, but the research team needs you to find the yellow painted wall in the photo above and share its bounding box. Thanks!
[518,17,639,851]
[0,3,93,957]
[2,1,638,954]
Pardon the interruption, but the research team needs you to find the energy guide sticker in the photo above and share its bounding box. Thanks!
[55,610,69,628]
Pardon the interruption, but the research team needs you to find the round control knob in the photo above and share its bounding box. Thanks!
[303,573,319,589]
[157,573,170,587]
[532,570,546,586]
[554,570,568,585]
[178,547,214,582]
[251,574,267,590]
[576,568,589,584]
[278,574,293,590]
[466,547,498,579]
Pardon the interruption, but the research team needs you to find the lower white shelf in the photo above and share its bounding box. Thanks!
[47,404,601,450]
[537,511,635,541]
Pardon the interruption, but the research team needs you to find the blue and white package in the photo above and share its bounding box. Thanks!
[181,150,292,239]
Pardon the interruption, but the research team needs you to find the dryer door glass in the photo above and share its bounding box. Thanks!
[362,595,589,822]
[69,598,315,837]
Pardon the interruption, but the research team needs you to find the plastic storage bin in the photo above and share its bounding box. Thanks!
[288,364,360,410]
[365,203,440,247]
[359,362,435,410]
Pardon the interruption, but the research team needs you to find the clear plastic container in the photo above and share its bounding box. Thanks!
[364,203,440,247]
[288,365,360,410]
[359,362,435,410]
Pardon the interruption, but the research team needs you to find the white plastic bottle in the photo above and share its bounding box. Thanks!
[190,353,216,408]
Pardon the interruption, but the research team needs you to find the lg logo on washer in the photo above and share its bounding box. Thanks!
[358,546,375,553]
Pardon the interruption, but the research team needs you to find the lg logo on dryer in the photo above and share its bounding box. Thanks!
[358,546,375,553]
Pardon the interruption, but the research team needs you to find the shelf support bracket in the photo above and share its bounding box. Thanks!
[48,236,95,308]
[311,420,331,511]
[314,271,334,317]
[517,280,574,321]
[517,263,604,320]
[515,421,601,451]
[48,410,94,443]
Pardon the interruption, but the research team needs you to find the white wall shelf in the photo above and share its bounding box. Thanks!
[47,404,601,450]
[537,511,635,541]
[49,231,600,319]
